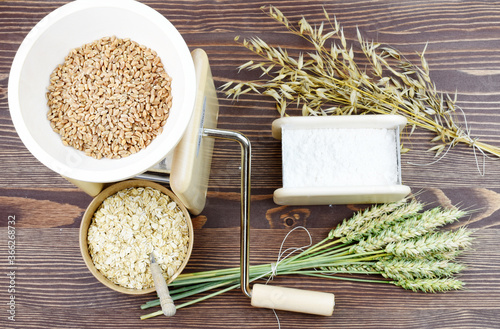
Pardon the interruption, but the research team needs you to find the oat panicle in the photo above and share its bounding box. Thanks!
[223,5,500,172]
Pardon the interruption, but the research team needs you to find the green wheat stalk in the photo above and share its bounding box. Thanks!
[140,198,474,319]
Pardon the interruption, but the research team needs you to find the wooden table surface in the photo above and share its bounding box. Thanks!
[2,1,500,328]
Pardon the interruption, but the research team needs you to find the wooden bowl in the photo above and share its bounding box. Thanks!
[79,179,193,295]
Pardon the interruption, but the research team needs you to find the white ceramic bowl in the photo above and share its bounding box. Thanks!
[8,0,195,183]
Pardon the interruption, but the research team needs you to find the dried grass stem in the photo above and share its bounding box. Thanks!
[223,5,500,166]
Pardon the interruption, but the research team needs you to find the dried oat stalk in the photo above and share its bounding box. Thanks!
[222,5,500,166]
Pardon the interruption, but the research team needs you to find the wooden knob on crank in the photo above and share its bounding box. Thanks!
[150,254,176,316]
[250,284,335,316]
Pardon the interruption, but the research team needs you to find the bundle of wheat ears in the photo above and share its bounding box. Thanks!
[222,5,500,167]
[141,198,474,319]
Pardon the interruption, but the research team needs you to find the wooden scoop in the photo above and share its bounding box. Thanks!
[150,252,176,316]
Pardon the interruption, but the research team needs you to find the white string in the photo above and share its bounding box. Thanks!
[456,105,488,176]
[266,226,313,282]
[270,262,278,278]
[407,105,489,176]
[272,309,281,329]
[406,140,454,167]
[266,226,313,329]
[472,141,487,176]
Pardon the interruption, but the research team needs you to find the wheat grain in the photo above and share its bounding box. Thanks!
[47,36,172,159]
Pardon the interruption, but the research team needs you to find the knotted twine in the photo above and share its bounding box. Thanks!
[265,226,313,328]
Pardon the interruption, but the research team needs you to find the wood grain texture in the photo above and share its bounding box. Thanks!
[1,0,500,328]
[0,226,498,328]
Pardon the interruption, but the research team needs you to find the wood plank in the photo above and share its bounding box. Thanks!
[2,187,500,229]
[1,1,500,328]
[0,227,498,328]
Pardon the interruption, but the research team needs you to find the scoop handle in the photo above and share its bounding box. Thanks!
[150,261,176,316]
[250,284,335,316]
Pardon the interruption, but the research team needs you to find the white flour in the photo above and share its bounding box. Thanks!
[281,127,399,188]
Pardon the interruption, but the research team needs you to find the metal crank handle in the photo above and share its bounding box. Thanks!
[202,127,252,298]
[203,128,335,317]
[251,284,335,316]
